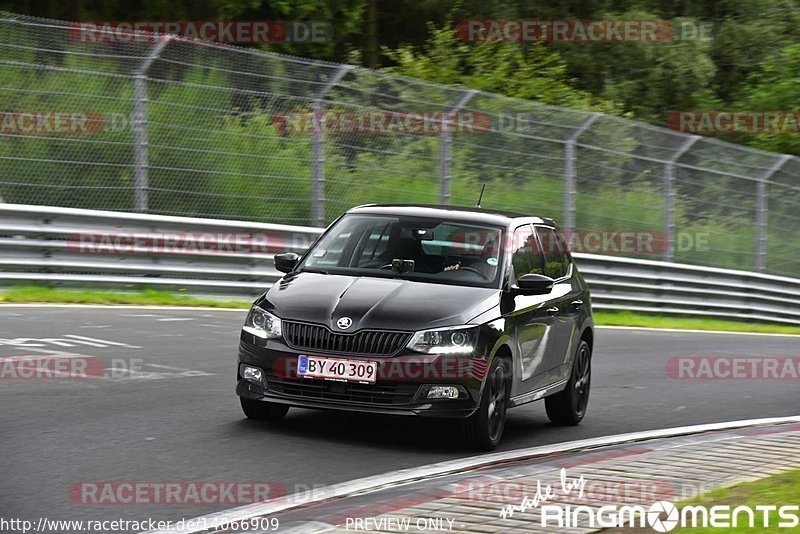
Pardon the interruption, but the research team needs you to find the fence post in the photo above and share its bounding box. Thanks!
[756,155,791,273]
[310,65,353,227]
[664,135,699,262]
[439,90,477,205]
[563,113,600,231]
[132,37,172,213]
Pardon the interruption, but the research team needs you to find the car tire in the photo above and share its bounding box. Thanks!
[463,356,510,451]
[240,398,290,421]
[545,339,591,426]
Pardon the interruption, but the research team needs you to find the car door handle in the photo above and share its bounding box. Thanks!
[546,307,560,316]
[571,300,583,309]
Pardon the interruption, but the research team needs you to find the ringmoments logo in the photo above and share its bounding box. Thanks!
[540,501,800,530]
[539,500,680,531]
[501,469,800,531]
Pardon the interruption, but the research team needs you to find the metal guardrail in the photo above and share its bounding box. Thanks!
[3,13,800,279]
[0,203,321,296]
[2,204,800,325]
[576,254,800,325]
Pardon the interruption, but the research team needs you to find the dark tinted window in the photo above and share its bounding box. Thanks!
[536,226,568,279]
[356,223,391,266]
[510,225,545,278]
[299,214,505,288]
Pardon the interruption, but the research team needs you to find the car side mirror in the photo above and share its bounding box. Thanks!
[513,273,554,295]
[274,252,300,274]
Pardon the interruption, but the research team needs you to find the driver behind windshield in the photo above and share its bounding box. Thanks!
[301,215,503,288]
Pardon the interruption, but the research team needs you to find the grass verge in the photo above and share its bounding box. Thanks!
[0,286,251,308]
[594,311,800,335]
[1,287,799,334]
[675,468,800,532]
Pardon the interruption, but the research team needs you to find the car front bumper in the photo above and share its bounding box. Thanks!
[236,331,486,418]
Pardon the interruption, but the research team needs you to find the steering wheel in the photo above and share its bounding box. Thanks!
[451,266,491,281]
[379,263,395,270]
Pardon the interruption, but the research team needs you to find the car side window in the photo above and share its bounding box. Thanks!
[510,224,545,279]
[536,226,568,279]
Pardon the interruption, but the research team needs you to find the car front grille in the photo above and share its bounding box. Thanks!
[281,321,411,356]
[266,375,420,405]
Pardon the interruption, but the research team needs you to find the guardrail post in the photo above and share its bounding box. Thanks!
[563,113,600,231]
[756,155,791,273]
[132,37,172,213]
[310,65,353,227]
[664,135,699,262]
[439,90,477,205]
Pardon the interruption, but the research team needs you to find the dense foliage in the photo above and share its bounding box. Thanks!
[1,1,798,276]
[3,0,799,153]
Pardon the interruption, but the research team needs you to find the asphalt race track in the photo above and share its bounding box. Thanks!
[1,306,799,531]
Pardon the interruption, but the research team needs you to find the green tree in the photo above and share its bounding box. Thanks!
[384,21,614,111]
[738,44,800,156]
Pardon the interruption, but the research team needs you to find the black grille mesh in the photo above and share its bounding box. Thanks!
[282,321,411,356]
[266,376,419,405]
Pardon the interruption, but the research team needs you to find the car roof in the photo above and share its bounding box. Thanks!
[346,204,556,227]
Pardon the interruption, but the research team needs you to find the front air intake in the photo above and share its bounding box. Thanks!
[281,321,411,356]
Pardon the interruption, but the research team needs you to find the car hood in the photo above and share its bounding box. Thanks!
[260,272,500,331]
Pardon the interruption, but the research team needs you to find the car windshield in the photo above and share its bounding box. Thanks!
[298,214,505,288]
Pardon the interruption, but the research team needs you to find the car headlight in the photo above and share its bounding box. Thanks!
[406,325,477,355]
[243,305,282,340]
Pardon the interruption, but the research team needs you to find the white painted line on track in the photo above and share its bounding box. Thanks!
[143,415,800,534]
[148,363,192,371]
[0,347,84,357]
[63,335,141,348]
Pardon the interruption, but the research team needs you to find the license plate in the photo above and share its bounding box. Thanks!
[297,355,377,384]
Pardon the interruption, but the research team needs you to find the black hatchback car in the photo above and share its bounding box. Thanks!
[237,205,593,449]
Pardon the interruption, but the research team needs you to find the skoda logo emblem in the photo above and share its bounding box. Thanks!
[336,317,353,329]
